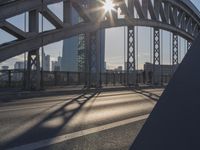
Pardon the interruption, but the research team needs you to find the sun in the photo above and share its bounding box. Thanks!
[103,0,115,13]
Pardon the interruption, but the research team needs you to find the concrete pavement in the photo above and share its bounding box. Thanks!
[0,86,134,102]
[0,88,163,150]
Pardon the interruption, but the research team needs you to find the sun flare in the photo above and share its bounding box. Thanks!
[103,0,115,13]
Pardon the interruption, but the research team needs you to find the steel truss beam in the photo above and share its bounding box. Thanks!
[0,0,200,64]
[26,10,41,90]
[0,0,64,22]
[153,28,161,85]
[127,26,136,86]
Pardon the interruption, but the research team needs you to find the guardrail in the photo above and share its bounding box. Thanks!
[0,69,172,89]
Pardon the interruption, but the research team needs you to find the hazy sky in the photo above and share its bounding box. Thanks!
[0,0,199,69]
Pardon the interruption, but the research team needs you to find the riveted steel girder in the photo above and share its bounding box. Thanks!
[0,0,200,63]
[172,34,179,72]
[187,41,192,51]
[26,10,41,90]
[127,26,136,86]
[153,28,161,85]
[172,34,179,65]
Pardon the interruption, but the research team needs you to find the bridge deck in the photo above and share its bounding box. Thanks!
[0,88,163,149]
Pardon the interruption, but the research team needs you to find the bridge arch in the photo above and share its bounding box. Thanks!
[0,0,199,62]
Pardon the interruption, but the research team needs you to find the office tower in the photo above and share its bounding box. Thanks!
[61,2,105,73]
[42,53,50,71]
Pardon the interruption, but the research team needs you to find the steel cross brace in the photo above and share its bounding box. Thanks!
[153,28,161,85]
[26,10,41,90]
[127,26,136,86]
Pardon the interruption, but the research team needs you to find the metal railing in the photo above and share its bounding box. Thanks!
[0,70,172,89]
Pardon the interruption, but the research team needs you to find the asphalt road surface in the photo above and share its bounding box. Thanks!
[0,88,163,150]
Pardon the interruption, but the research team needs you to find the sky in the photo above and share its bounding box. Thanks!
[0,0,200,70]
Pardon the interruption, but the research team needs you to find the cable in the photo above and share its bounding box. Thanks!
[124,26,126,85]
[161,30,163,85]
[124,26,126,72]
[169,32,172,75]
[24,12,27,70]
[179,37,181,63]
[99,30,102,87]
[23,12,27,89]
[41,0,44,88]
[136,26,139,84]
[184,39,187,56]
[150,28,153,85]
[150,28,152,64]
[41,0,44,69]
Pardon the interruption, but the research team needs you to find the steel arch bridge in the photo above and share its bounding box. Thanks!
[0,0,200,89]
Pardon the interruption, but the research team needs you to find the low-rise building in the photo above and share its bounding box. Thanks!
[144,62,178,84]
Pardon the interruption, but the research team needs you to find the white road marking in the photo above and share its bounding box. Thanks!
[0,104,56,112]
[0,97,77,112]
[1,95,81,143]
[8,114,149,150]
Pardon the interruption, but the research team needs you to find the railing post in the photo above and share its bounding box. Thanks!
[123,72,126,86]
[54,71,57,86]
[8,70,11,88]
[78,72,81,85]
[113,73,116,86]
[40,70,44,89]
[120,72,122,85]
[105,72,108,86]
[67,72,70,85]
[23,70,26,89]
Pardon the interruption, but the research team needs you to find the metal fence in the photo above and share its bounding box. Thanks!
[0,70,172,89]
[0,70,24,88]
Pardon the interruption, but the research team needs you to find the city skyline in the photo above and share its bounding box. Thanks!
[0,1,200,149]
[0,0,199,70]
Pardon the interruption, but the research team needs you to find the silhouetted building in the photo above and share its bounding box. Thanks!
[14,61,27,70]
[42,53,50,71]
[61,1,105,72]
[1,66,9,70]
[144,62,178,84]
[114,66,123,72]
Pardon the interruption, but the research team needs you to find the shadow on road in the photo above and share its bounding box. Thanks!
[1,89,100,149]
[0,86,87,104]
[134,89,160,101]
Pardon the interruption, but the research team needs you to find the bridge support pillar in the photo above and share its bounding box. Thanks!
[85,31,101,88]
[187,40,192,51]
[153,28,161,86]
[25,10,41,90]
[127,26,136,87]
[172,34,179,72]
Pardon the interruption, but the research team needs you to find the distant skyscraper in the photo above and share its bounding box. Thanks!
[1,66,9,70]
[52,56,62,71]
[52,61,59,71]
[57,56,62,68]
[42,53,50,71]
[13,61,26,81]
[61,2,105,73]
[114,66,123,72]
[14,61,26,70]
[61,7,79,72]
